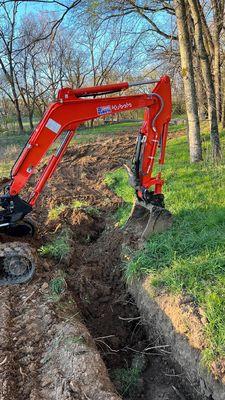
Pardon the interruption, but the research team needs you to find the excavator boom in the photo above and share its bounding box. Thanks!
[0,75,172,284]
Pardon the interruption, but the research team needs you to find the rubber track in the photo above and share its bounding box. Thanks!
[0,242,36,286]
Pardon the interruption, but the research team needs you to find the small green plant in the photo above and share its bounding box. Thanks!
[49,274,66,301]
[50,276,66,295]
[39,230,71,260]
[85,206,100,217]
[72,200,100,217]
[72,200,88,209]
[111,355,145,397]
[48,204,66,221]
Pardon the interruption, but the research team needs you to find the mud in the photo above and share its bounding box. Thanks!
[0,131,209,399]
[0,275,122,399]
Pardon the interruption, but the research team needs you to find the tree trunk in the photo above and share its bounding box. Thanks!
[221,66,225,128]
[195,65,207,120]
[213,30,222,121]
[211,0,224,122]
[197,81,207,121]
[188,0,221,160]
[14,98,24,133]
[28,111,34,130]
[222,99,225,129]
[174,0,202,163]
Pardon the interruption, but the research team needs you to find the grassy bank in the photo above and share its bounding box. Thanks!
[105,131,225,368]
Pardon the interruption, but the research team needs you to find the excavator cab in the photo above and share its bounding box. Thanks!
[0,76,172,284]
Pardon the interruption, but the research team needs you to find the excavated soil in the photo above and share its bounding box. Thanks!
[0,130,206,399]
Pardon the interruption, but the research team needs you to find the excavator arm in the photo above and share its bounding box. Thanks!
[0,75,172,236]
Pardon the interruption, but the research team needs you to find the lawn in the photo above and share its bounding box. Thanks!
[105,130,225,368]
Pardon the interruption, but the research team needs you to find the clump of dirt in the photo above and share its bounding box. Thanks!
[28,132,204,399]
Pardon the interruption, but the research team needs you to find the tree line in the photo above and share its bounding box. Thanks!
[100,0,224,162]
[0,0,224,163]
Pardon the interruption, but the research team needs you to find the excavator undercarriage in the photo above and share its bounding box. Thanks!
[0,76,172,285]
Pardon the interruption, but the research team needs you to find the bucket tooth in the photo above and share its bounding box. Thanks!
[124,200,173,243]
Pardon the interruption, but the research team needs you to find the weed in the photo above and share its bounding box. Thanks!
[72,200,100,217]
[111,354,145,397]
[72,200,88,209]
[48,271,67,302]
[48,204,66,221]
[85,206,100,217]
[39,229,71,260]
[50,276,66,296]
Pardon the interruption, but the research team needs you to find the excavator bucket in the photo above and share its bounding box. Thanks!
[124,200,172,244]
[123,166,173,246]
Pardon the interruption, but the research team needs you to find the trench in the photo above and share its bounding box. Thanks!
[64,212,206,400]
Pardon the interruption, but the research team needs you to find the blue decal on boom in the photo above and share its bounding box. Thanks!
[97,105,111,115]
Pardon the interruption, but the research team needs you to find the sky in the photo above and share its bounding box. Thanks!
[17,0,65,19]
[12,0,173,79]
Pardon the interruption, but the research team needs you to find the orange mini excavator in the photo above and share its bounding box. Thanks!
[0,76,172,285]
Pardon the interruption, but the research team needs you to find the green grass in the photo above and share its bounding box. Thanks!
[49,273,67,301]
[105,131,225,368]
[0,161,12,177]
[169,122,186,133]
[172,112,186,120]
[0,131,30,177]
[74,121,142,144]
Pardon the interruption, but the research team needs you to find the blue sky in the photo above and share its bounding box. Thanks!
[17,1,64,19]
[13,1,171,78]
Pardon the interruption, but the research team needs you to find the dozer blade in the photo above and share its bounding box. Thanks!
[0,242,36,286]
[124,200,173,244]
